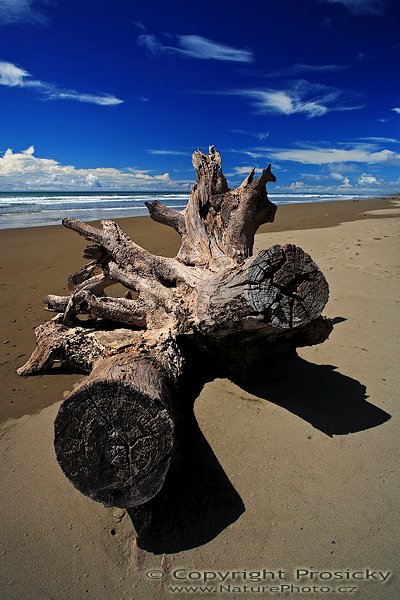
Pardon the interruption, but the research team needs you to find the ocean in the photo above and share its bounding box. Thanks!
[0,190,371,230]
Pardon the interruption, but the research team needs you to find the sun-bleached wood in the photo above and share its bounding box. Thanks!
[18,146,332,508]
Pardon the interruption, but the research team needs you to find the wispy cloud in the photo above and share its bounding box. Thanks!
[263,63,348,78]
[0,146,190,190]
[391,107,400,114]
[222,81,364,118]
[0,0,48,26]
[320,0,386,16]
[321,16,336,27]
[0,60,123,105]
[43,90,123,106]
[231,165,263,175]
[268,143,400,164]
[359,136,399,143]
[133,21,146,31]
[148,149,190,156]
[302,171,347,182]
[138,32,254,63]
[224,148,264,159]
[229,129,269,141]
[223,165,268,182]
[356,52,375,61]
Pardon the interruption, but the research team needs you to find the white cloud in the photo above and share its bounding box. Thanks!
[269,145,400,164]
[226,81,364,118]
[0,61,28,85]
[273,177,400,194]
[0,146,188,190]
[264,64,348,78]
[47,90,122,106]
[320,0,386,16]
[359,136,399,143]
[0,0,47,25]
[358,173,378,185]
[262,90,300,114]
[176,35,254,63]
[330,172,345,180]
[85,173,101,188]
[137,34,161,54]
[225,148,264,159]
[391,107,400,114]
[0,60,123,106]
[22,144,35,155]
[138,32,254,63]
[329,162,357,173]
[289,181,305,189]
[301,173,327,181]
[301,171,348,182]
[231,166,263,175]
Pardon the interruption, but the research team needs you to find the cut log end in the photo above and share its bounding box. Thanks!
[195,243,329,335]
[54,355,175,507]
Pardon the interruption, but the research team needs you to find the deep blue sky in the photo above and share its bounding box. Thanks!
[0,0,399,192]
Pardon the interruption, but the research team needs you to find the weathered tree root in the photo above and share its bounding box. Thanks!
[18,145,332,508]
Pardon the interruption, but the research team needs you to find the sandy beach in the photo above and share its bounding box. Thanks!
[0,197,399,599]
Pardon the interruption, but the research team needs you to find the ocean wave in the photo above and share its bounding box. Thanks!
[0,195,189,206]
[0,191,370,229]
[270,193,358,200]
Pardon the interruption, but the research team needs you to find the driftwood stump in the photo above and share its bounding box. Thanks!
[18,146,332,508]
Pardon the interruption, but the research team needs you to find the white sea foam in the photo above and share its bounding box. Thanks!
[0,191,371,229]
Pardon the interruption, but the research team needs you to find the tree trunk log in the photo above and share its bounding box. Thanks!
[54,352,177,507]
[195,244,329,335]
[18,145,333,509]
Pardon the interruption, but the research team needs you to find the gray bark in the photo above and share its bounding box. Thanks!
[18,146,332,508]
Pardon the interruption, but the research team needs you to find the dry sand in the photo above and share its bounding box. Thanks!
[0,198,399,599]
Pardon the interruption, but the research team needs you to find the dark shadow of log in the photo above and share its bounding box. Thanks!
[331,316,347,325]
[20,360,86,376]
[127,341,245,554]
[238,353,391,436]
[123,334,391,551]
[127,413,245,553]
[49,362,86,375]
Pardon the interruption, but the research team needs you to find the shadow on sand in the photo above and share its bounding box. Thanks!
[127,338,391,553]
[240,352,391,437]
[127,351,245,554]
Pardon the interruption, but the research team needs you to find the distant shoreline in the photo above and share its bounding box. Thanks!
[0,192,398,231]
